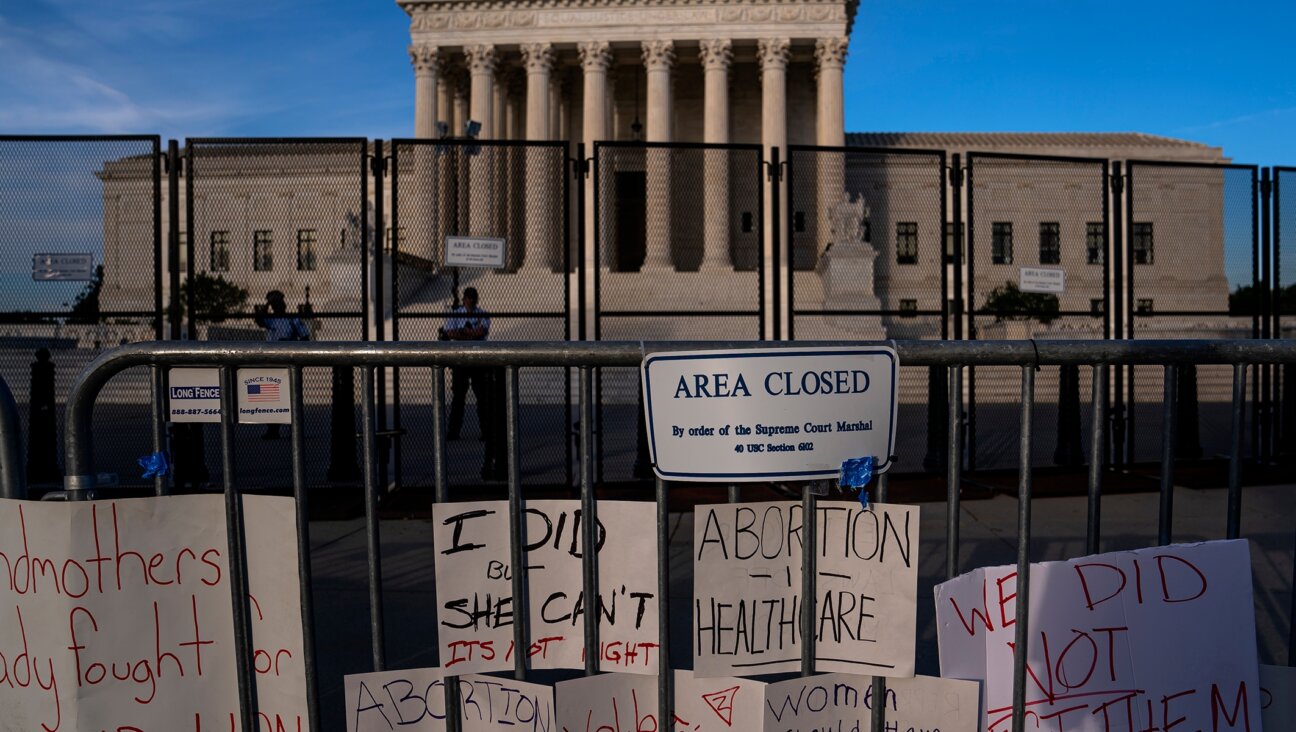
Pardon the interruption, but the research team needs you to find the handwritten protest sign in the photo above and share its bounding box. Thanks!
[344,668,554,732]
[763,673,980,732]
[555,671,764,732]
[693,501,918,678]
[936,539,1260,731]
[433,500,659,675]
[0,494,307,731]
[673,670,767,731]
[1261,664,1295,731]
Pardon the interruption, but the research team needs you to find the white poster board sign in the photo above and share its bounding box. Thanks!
[0,495,307,730]
[1018,267,1065,294]
[237,367,292,424]
[642,347,898,481]
[1261,664,1296,732]
[432,500,660,675]
[445,236,507,268]
[556,671,765,732]
[936,539,1261,731]
[344,668,554,732]
[763,673,980,732]
[32,252,94,281]
[693,501,918,678]
[169,367,222,423]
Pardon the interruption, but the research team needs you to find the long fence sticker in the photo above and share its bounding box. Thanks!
[433,500,660,675]
[762,673,980,732]
[936,539,1261,732]
[693,500,918,678]
[344,668,554,732]
[0,494,307,731]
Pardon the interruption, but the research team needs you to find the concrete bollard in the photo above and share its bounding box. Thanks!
[1176,364,1203,460]
[328,366,361,483]
[1053,364,1085,466]
[923,365,948,474]
[25,348,61,484]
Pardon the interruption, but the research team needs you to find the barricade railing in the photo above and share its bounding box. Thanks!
[45,339,1296,731]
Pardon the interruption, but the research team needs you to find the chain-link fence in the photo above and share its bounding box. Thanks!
[965,154,1109,471]
[183,138,370,492]
[0,136,162,488]
[390,139,572,490]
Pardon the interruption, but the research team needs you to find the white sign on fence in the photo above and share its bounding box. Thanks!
[936,539,1261,732]
[0,495,308,731]
[32,252,94,281]
[555,671,766,732]
[344,668,555,732]
[169,367,222,423]
[693,500,918,678]
[1019,266,1065,293]
[763,673,980,732]
[237,367,292,424]
[641,347,898,481]
[445,236,507,268]
[432,500,660,675]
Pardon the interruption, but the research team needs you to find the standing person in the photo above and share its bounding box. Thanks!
[254,290,310,439]
[442,287,505,480]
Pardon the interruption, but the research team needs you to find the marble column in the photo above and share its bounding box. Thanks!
[410,43,441,139]
[578,42,612,269]
[642,39,675,271]
[699,39,733,271]
[522,44,557,271]
[466,45,498,238]
[759,38,791,332]
[503,68,526,268]
[815,37,850,266]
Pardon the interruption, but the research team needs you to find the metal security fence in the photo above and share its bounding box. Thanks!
[46,339,1296,731]
[389,138,573,490]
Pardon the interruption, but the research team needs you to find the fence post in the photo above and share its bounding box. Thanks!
[1053,364,1084,466]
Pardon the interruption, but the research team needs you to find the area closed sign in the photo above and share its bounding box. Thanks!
[641,347,898,481]
[445,235,506,268]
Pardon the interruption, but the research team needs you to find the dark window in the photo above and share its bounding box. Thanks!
[862,220,872,243]
[1090,298,1104,317]
[209,231,230,272]
[991,222,1013,265]
[385,226,407,252]
[944,222,964,264]
[896,222,918,265]
[297,229,318,271]
[1133,222,1154,264]
[1086,223,1104,265]
[1039,222,1060,264]
[899,299,917,317]
[1136,299,1154,314]
[253,230,274,271]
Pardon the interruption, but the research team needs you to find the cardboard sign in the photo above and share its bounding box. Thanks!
[344,668,554,732]
[673,670,767,731]
[32,252,94,281]
[169,367,222,423]
[763,673,980,732]
[237,367,292,424]
[0,495,307,731]
[641,347,898,481]
[432,500,660,675]
[1261,664,1296,731]
[556,671,765,732]
[1019,266,1065,294]
[936,540,1260,732]
[693,501,918,678]
[445,236,507,268]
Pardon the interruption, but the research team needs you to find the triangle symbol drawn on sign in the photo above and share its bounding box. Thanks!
[701,686,741,726]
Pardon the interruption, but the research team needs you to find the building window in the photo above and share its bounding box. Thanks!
[254,230,274,271]
[1136,299,1154,314]
[297,229,318,271]
[896,222,918,265]
[209,231,230,272]
[991,223,1013,265]
[1090,299,1104,317]
[1086,223,1104,265]
[1038,223,1060,265]
[177,231,189,272]
[1132,222,1154,264]
[899,299,918,317]
[385,226,408,252]
[944,223,964,264]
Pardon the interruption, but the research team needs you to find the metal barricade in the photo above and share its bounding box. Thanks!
[47,339,1296,731]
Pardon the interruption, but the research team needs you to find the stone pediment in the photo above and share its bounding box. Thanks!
[402,0,855,45]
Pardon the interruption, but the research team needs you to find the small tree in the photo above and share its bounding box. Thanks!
[980,281,1060,325]
[174,273,249,323]
[66,265,104,324]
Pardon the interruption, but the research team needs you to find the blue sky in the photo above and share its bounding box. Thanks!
[1,0,1293,163]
